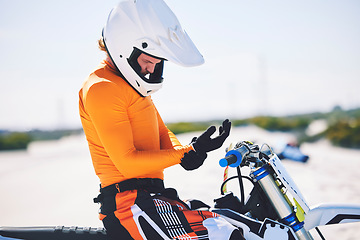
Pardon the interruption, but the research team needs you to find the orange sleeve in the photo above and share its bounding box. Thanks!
[167,130,184,149]
[84,80,191,179]
[156,107,184,150]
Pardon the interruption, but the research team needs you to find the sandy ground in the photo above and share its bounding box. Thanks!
[0,125,359,239]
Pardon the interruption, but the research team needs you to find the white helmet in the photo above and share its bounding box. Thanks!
[103,0,204,96]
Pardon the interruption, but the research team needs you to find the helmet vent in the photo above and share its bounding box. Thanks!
[142,42,148,49]
[169,26,180,42]
[135,80,140,87]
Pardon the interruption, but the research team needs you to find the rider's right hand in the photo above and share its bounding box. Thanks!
[180,150,207,171]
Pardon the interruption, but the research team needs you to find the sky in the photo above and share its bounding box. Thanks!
[0,0,359,131]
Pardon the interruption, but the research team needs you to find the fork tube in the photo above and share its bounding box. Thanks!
[252,165,313,240]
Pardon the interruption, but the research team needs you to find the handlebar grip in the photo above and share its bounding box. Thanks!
[219,145,250,168]
[219,154,238,167]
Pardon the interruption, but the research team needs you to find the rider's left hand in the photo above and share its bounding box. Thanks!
[192,119,231,154]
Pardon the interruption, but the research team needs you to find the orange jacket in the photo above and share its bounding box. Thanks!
[79,61,192,187]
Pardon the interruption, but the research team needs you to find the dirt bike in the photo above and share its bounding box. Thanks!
[1,141,360,240]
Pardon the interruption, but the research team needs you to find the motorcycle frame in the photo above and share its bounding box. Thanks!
[215,141,360,240]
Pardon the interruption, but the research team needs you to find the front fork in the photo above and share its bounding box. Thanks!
[251,165,314,240]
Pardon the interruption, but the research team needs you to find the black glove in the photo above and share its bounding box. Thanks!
[192,119,231,153]
[180,150,207,171]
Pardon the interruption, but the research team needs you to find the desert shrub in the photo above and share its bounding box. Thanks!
[167,122,208,135]
[326,118,360,148]
[0,132,32,150]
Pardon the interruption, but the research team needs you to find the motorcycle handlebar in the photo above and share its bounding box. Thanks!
[219,145,250,168]
[220,154,238,167]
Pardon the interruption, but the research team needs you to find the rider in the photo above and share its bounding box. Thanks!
[79,0,244,239]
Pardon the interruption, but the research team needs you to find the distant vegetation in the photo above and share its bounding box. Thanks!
[0,129,83,151]
[167,106,360,149]
[232,107,360,148]
[0,132,32,150]
[232,116,311,132]
[325,118,360,148]
[166,122,210,135]
[1,106,360,151]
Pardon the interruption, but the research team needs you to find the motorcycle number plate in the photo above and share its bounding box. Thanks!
[268,154,310,213]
